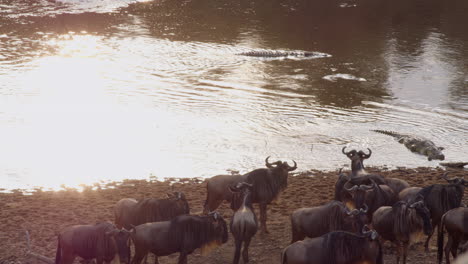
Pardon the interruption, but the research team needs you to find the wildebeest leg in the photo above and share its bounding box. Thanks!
[445,234,453,264]
[259,203,269,234]
[402,242,409,264]
[131,249,147,264]
[59,252,76,264]
[395,243,402,264]
[242,237,252,263]
[451,237,460,261]
[233,239,242,264]
[424,223,437,252]
[177,252,188,264]
[153,256,159,264]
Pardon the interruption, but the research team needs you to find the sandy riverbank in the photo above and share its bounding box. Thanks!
[1,167,467,264]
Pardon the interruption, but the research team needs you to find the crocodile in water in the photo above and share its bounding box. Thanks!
[371,130,445,161]
[237,50,329,58]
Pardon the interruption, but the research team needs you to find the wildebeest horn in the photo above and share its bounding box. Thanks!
[265,156,274,168]
[344,184,359,192]
[287,160,297,171]
[359,182,375,191]
[342,146,351,155]
[346,208,360,216]
[363,148,372,159]
[360,204,369,213]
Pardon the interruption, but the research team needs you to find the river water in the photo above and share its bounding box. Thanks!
[0,0,467,190]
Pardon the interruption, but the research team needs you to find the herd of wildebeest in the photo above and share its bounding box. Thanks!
[53,147,468,264]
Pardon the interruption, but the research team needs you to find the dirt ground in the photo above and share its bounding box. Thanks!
[0,167,467,264]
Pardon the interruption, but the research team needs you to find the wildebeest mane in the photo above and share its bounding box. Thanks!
[392,202,414,242]
[321,231,382,264]
[71,222,116,260]
[168,215,227,252]
[132,197,189,225]
[418,184,463,223]
[328,201,347,231]
[245,168,287,204]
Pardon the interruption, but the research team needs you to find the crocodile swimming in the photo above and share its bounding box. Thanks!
[371,129,445,161]
[237,50,330,58]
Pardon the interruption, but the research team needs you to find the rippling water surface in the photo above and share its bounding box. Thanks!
[1,0,467,190]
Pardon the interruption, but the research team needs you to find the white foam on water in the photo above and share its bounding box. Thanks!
[322,73,367,82]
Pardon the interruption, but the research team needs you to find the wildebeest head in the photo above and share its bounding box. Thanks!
[362,225,379,241]
[344,181,375,209]
[409,197,433,235]
[167,191,190,214]
[265,156,297,172]
[208,211,229,244]
[229,182,254,210]
[442,173,467,186]
[343,204,369,234]
[342,147,371,175]
[105,228,132,264]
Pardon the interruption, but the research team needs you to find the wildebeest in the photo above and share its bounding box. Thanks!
[229,182,258,264]
[437,207,468,264]
[130,192,190,227]
[342,180,396,221]
[336,147,409,201]
[130,212,228,264]
[281,226,382,264]
[372,199,433,264]
[418,173,467,252]
[55,222,131,264]
[341,146,372,177]
[290,200,368,243]
[204,156,297,233]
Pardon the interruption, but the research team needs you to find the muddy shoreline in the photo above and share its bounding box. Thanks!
[1,167,467,264]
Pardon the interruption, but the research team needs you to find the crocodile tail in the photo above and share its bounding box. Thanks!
[371,129,402,138]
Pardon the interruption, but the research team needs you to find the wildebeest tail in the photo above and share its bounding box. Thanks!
[371,129,401,138]
[377,240,383,264]
[437,214,446,264]
[55,235,61,264]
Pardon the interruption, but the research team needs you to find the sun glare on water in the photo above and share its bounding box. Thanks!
[2,32,195,191]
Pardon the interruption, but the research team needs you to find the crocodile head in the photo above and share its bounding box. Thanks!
[427,147,445,161]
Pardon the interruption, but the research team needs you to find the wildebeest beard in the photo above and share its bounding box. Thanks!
[168,215,228,253]
[321,231,382,264]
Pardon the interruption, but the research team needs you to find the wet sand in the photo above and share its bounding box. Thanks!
[1,167,467,264]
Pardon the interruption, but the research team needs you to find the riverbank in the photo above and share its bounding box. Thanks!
[1,167,467,264]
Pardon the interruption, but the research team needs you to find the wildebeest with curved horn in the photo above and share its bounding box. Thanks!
[290,200,368,243]
[342,180,396,221]
[204,156,297,233]
[418,173,467,252]
[372,198,433,264]
[229,182,257,264]
[336,147,409,200]
[281,226,382,264]
[342,146,372,177]
[55,222,131,264]
[115,192,189,229]
[437,207,468,264]
[130,212,228,264]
